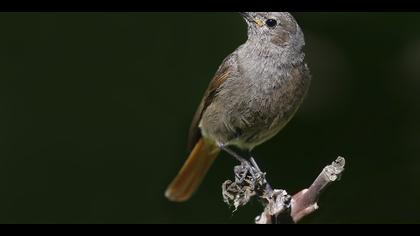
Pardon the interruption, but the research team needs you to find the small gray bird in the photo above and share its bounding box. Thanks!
[165,12,311,202]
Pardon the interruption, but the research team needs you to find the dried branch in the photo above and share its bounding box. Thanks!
[222,156,346,224]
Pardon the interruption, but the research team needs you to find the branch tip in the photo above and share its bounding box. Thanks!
[222,156,346,223]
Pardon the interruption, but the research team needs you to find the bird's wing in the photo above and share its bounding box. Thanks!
[187,53,238,151]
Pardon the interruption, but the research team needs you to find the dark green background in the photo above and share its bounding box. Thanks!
[1,12,420,223]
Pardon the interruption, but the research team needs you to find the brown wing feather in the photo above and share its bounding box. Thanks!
[187,54,237,151]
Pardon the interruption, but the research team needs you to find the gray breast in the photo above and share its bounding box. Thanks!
[199,45,311,150]
[230,62,310,149]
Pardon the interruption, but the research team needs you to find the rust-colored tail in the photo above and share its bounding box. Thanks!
[165,138,220,202]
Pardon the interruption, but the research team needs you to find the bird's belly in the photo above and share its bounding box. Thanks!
[230,95,299,149]
[201,89,302,150]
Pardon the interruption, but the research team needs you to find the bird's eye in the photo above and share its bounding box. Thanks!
[265,19,277,28]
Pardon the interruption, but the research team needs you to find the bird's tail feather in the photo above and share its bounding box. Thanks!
[165,138,220,202]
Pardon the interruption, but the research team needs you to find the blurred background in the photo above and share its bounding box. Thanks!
[0,12,419,223]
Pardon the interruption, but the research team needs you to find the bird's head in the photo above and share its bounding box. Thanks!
[240,12,304,49]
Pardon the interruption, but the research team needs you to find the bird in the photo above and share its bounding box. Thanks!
[165,12,311,202]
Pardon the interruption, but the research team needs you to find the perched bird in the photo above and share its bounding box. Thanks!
[165,12,311,202]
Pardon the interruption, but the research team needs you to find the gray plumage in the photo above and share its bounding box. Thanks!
[165,12,312,203]
[189,12,311,151]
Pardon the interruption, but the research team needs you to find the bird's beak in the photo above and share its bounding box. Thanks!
[240,12,264,27]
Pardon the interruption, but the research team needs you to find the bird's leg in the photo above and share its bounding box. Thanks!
[219,145,248,163]
[219,145,252,183]
[247,150,261,173]
[249,156,262,172]
[248,151,273,192]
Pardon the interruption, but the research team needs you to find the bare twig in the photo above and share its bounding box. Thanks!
[222,156,346,224]
[290,157,345,222]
